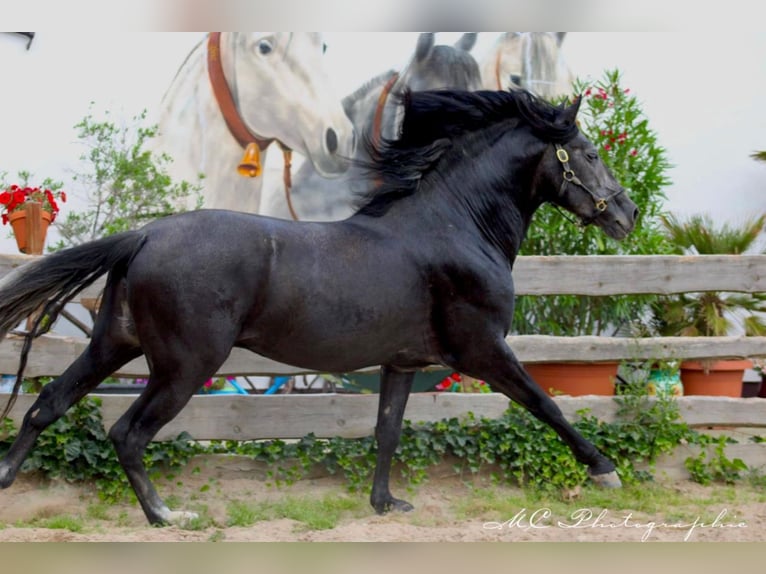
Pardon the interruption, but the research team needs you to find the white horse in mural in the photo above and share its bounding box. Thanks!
[155,32,356,214]
[480,32,574,100]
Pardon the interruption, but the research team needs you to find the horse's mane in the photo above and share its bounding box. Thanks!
[355,88,580,216]
[160,35,207,105]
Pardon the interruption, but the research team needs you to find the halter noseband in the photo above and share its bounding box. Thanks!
[553,143,624,226]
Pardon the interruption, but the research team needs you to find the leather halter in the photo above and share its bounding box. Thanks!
[494,49,505,90]
[207,33,297,219]
[207,32,274,151]
[554,144,624,226]
[372,72,399,149]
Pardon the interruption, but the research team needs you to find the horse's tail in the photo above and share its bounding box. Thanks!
[0,231,147,421]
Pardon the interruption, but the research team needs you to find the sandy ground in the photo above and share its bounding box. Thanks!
[1,456,764,542]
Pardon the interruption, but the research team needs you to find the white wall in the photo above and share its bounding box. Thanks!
[2,32,765,255]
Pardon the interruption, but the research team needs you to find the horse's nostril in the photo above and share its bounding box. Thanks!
[326,128,338,154]
[632,207,640,221]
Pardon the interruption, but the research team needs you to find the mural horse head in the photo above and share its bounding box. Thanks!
[155,32,356,214]
[0,88,637,525]
[481,32,574,101]
[259,32,483,222]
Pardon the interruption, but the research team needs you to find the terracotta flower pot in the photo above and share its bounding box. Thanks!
[680,360,751,397]
[524,362,618,397]
[759,375,766,399]
[8,206,52,254]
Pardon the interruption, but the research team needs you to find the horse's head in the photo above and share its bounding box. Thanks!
[397,33,483,93]
[377,33,482,141]
[539,98,638,240]
[482,32,573,100]
[227,33,356,177]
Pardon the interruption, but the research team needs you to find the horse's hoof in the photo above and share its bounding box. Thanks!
[0,462,15,488]
[373,498,414,514]
[157,508,199,527]
[588,470,622,488]
[389,498,414,513]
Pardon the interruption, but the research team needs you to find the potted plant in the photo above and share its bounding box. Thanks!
[517,69,673,396]
[649,213,766,397]
[0,172,66,254]
[754,359,766,398]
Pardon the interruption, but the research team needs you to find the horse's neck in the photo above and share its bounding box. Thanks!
[361,138,544,262]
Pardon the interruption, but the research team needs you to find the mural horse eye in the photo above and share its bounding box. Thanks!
[480,32,574,101]
[259,32,483,222]
[0,88,638,525]
[154,32,356,215]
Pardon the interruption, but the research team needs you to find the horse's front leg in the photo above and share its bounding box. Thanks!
[458,340,621,488]
[370,365,415,514]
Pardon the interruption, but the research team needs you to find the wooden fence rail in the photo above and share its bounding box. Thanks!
[3,393,766,441]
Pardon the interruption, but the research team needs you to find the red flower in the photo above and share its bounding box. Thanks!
[0,183,66,225]
[604,144,612,151]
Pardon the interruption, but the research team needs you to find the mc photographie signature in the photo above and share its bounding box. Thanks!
[483,507,747,542]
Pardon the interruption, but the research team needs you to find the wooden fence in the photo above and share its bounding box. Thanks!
[1,253,766,451]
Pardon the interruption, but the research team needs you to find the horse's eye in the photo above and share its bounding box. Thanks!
[258,40,273,55]
[586,151,599,162]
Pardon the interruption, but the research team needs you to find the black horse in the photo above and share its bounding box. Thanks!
[0,88,637,525]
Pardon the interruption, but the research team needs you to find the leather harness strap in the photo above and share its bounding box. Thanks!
[207,32,273,151]
[207,33,298,220]
[494,49,504,90]
[372,72,399,150]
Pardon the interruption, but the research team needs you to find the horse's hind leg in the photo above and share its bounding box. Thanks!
[0,341,141,488]
[370,365,415,514]
[107,358,227,526]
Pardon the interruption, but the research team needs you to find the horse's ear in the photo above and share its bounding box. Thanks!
[455,33,477,52]
[415,33,435,61]
[559,96,581,125]
[555,32,566,46]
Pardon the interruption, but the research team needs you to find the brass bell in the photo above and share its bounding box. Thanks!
[237,142,262,177]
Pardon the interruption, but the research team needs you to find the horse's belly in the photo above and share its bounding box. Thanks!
[239,312,435,373]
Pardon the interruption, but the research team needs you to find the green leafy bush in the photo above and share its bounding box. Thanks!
[0,397,204,503]
[1,383,751,500]
[52,106,202,249]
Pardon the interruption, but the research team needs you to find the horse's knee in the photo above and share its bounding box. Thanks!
[23,388,69,431]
